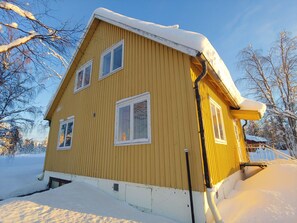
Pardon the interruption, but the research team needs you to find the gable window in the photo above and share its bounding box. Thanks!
[115,92,151,145]
[58,117,74,149]
[209,98,226,144]
[100,40,124,79]
[74,61,92,92]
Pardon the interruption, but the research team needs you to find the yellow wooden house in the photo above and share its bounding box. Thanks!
[43,8,266,223]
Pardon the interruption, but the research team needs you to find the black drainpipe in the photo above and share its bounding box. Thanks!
[242,120,249,161]
[242,120,248,141]
[193,54,212,189]
[184,149,195,223]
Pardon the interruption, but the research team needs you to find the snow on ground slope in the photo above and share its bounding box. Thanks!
[0,182,177,223]
[218,161,297,223]
[0,154,47,200]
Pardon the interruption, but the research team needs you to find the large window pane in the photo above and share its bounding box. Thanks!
[216,107,225,140]
[134,101,147,139]
[59,124,66,147]
[113,45,122,70]
[84,65,91,86]
[211,104,219,139]
[118,105,130,141]
[65,122,73,147]
[76,70,83,89]
[102,52,111,76]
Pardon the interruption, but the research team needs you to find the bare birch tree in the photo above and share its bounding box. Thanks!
[0,0,82,154]
[239,31,297,157]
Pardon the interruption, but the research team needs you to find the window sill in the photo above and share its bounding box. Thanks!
[74,84,91,94]
[57,147,72,150]
[114,139,151,146]
[214,139,227,145]
[99,66,123,81]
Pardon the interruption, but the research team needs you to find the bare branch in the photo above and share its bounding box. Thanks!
[0,32,38,53]
[0,2,36,20]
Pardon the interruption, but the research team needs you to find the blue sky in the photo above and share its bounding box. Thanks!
[29,0,297,140]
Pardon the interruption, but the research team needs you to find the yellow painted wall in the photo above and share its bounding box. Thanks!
[190,65,248,185]
[45,21,205,191]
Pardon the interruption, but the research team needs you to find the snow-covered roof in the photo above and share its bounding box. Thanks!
[239,98,266,117]
[246,134,267,143]
[93,9,266,113]
[45,8,266,119]
[94,8,244,103]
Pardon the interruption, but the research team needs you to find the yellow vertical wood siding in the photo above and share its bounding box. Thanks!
[45,21,205,191]
[190,65,248,185]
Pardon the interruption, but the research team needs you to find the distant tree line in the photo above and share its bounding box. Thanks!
[0,131,47,155]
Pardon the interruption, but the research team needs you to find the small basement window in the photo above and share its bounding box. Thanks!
[57,117,74,149]
[209,98,227,144]
[99,40,124,79]
[74,60,92,92]
[115,92,151,146]
[49,177,71,189]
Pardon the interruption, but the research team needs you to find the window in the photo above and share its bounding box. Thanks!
[57,117,74,149]
[115,93,151,145]
[209,98,226,144]
[74,61,92,92]
[100,40,124,79]
[49,177,71,189]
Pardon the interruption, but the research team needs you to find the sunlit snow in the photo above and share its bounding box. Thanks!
[218,161,297,223]
[0,154,47,200]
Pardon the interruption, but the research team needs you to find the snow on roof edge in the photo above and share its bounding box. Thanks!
[246,134,267,142]
[94,8,266,114]
[94,8,243,104]
[239,98,267,117]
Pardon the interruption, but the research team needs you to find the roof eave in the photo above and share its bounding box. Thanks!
[193,53,240,108]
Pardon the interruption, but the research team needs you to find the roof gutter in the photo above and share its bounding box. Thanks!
[193,53,224,223]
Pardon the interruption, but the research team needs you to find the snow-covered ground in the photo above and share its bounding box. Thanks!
[249,149,290,162]
[0,153,47,200]
[218,161,297,223]
[0,181,177,222]
[0,154,176,222]
[1,154,296,222]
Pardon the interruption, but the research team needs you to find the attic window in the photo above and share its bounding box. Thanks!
[209,98,227,144]
[57,117,74,150]
[99,40,124,79]
[115,92,151,146]
[74,60,92,92]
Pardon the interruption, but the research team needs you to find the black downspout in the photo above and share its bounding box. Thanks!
[242,120,248,141]
[193,56,212,188]
[242,120,249,161]
[184,149,195,223]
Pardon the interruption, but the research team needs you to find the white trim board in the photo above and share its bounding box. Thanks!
[44,169,245,223]
[44,171,206,223]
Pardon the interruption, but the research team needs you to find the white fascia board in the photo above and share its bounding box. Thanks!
[93,14,199,57]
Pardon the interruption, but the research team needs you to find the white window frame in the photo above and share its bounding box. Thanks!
[99,40,124,80]
[57,116,75,150]
[114,92,151,146]
[209,97,227,144]
[74,60,93,93]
